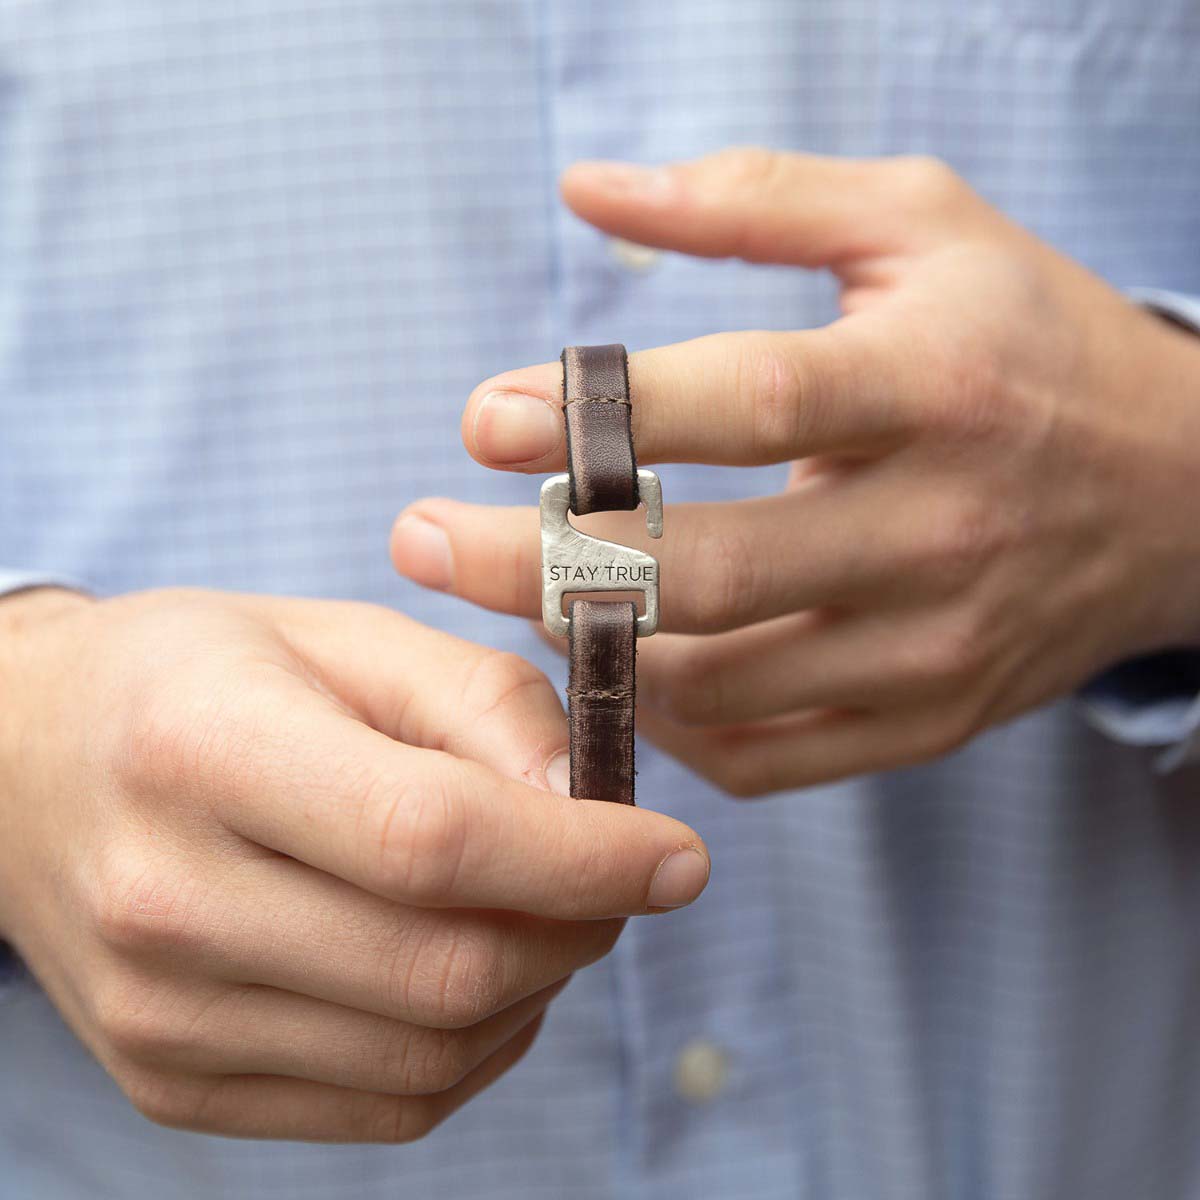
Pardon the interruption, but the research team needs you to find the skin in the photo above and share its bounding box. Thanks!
[6,146,1199,1145]
[392,147,1200,797]
[0,587,709,1140]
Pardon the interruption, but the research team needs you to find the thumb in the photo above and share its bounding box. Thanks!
[560,147,976,270]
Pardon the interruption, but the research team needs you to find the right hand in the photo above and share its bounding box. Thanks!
[0,587,709,1142]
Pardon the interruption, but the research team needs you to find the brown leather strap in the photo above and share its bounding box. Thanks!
[562,343,640,805]
[562,344,640,515]
[567,599,637,805]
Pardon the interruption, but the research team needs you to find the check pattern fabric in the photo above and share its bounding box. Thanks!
[2,3,1200,1198]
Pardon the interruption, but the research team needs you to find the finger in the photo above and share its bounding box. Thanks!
[635,610,959,725]
[278,599,570,792]
[133,1012,545,1142]
[134,976,566,1096]
[559,148,976,266]
[459,322,924,472]
[638,702,969,796]
[206,686,710,918]
[392,484,913,634]
[150,852,621,1027]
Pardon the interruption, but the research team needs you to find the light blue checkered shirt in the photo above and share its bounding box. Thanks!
[3,3,1200,1198]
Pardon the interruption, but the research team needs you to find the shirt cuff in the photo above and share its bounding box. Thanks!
[1080,653,1200,770]
[1077,288,1200,771]
[0,569,89,599]
[1127,287,1200,333]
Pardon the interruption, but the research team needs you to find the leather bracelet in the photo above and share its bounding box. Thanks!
[540,344,662,805]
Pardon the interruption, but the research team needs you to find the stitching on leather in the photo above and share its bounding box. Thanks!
[567,685,634,700]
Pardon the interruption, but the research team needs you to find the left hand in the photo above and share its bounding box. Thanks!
[392,148,1200,795]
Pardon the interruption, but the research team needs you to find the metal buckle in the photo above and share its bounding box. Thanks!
[540,468,662,639]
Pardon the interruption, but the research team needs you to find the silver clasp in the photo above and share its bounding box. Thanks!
[540,469,662,638]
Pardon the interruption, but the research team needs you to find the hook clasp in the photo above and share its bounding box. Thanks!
[539,469,662,638]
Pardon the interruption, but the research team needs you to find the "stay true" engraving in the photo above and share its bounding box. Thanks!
[546,562,656,584]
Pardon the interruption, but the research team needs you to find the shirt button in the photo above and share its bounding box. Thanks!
[672,1038,730,1104]
[608,237,662,273]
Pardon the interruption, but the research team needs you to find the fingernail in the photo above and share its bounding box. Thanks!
[473,391,563,464]
[545,751,572,797]
[392,513,454,591]
[647,847,710,910]
[568,160,678,202]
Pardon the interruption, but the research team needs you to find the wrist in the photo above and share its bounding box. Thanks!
[1142,309,1200,648]
[0,585,94,708]
[0,590,93,945]
[0,587,94,836]
[0,580,87,695]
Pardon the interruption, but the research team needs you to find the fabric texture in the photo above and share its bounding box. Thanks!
[2,3,1200,1199]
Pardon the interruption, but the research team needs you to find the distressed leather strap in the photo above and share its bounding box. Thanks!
[562,344,640,515]
[562,343,639,804]
[567,599,637,805]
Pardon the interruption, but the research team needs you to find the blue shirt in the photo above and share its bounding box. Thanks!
[2,3,1200,1197]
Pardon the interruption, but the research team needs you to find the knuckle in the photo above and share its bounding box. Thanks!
[920,498,1000,593]
[458,649,553,725]
[105,1011,178,1063]
[375,921,423,1019]
[128,1075,222,1134]
[433,927,506,1028]
[732,333,807,460]
[501,536,539,613]
[717,768,762,800]
[704,147,795,260]
[120,1070,195,1129]
[93,977,173,1059]
[114,695,203,794]
[894,620,981,697]
[552,829,613,917]
[401,1029,475,1094]
[685,520,760,633]
[410,924,507,1029]
[363,1096,438,1144]
[713,145,790,199]
[888,154,967,215]
[91,854,207,957]
[371,769,469,906]
[114,680,245,803]
[723,767,764,799]
[923,341,1007,440]
[932,614,987,683]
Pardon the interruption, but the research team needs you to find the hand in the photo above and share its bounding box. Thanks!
[391,147,1200,795]
[0,588,708,1140]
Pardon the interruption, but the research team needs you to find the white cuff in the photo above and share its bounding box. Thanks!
[0,569,90,600]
